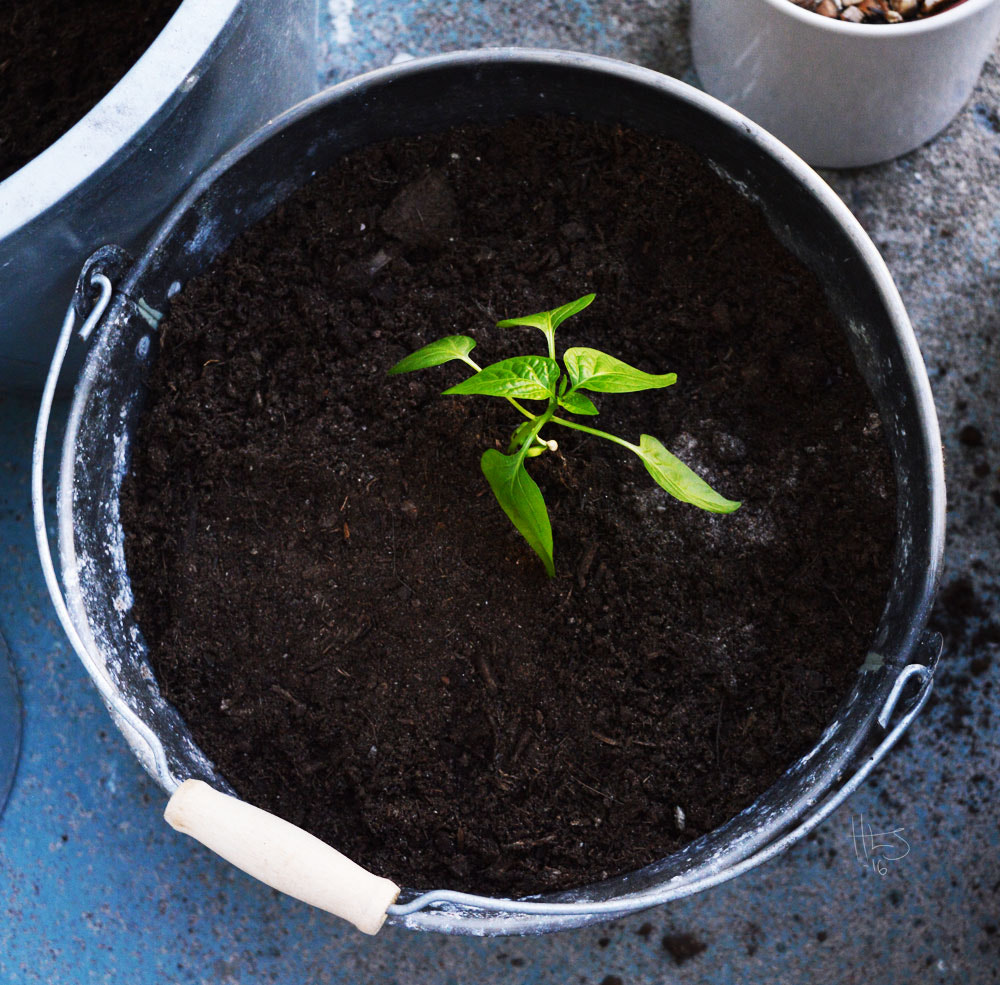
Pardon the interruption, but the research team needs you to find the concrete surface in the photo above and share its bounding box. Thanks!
[1,3,998,982]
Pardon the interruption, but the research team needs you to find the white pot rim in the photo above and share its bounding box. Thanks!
[758,0,999,36]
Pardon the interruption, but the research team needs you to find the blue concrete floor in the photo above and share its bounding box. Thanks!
[2,4,999,983]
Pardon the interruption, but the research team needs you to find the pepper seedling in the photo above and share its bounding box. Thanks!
[388,294,740,576]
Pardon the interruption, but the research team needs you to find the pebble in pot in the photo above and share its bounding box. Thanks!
[792,0,969,22]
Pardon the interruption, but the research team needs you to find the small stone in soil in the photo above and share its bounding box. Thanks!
[379,170,458,249]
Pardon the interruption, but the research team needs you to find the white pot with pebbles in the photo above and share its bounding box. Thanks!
[691,0,1000,167]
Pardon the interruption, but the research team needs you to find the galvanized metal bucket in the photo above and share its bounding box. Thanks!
[0,0,318,390]
[34,50,946,935]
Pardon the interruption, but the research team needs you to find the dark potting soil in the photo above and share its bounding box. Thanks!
[0,0,180,182]
[121,118,896,896]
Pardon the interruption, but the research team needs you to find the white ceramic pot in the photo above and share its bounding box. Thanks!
[690,0,1000,168]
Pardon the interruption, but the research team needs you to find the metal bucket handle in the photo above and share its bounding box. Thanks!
[33,263,171,783]
[34,258,941,932]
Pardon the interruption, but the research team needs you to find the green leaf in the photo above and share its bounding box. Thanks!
[481,449,555,576]
[388,335,477,375]
[558,390,599,416]
[563,347,677,394]
[497,294,596,348]
[507,418,537,453]
[635,434,741,514]
[548,293,596,329]
[496,311,551,334]
[443,356,561,400]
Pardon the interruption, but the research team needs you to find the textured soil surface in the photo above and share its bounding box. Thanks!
[0,0,179,181]
[121,118,896,896]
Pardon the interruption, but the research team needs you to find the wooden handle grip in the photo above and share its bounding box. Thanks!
[165,779,400,934]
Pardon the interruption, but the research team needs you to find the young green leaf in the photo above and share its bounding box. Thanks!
[443,356,561,401]
[387,291,741,579]
[496,310,551,334]
[481,449,555,576]
[635,434,741,514]
[548,293,596,329]
[497,294,595,352]
[564,347,678,393]
[388,335,477,375]
[558,390,599,416]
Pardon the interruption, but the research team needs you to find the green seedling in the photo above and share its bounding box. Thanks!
[389,294,740,576]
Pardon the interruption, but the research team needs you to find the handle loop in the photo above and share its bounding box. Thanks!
[165,781,401,934]
[32,269,174,786]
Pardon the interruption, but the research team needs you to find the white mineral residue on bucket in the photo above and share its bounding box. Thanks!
[328,0,354,45]
[184,216,219,256]
[109,427,134,616]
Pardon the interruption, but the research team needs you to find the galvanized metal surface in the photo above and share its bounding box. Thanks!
[0,2,998,981]
[0,0,319,391]
[35,50,944,936]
